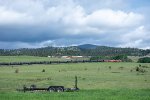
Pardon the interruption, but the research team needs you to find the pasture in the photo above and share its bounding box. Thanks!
[0,56,150,100]
[0,56,89,63]
[0,56,66,63]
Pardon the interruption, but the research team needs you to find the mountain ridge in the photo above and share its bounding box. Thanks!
[77,44,98,49]
[0,44,149,57]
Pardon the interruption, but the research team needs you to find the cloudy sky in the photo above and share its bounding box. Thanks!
[0,0,150,49]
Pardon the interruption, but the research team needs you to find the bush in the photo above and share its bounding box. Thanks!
[90,56,111,61]
[15,69,19,73]
[90,55,132,62]
[136,67,140,71]
[84,68,87,71]
[112,55,132,62]
[138,57,150,63]
[42,69,45,72]
[109,66,111,69]
[136,67,147,73]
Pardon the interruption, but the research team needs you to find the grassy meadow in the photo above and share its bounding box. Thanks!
[0,56,67,63]
[0,56,89,63]
[0,56,150,100]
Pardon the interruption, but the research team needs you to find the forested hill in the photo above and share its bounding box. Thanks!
[0,44,149,57]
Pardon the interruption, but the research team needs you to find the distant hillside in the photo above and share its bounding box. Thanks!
[0,44,149,57]
[78,44,98,49]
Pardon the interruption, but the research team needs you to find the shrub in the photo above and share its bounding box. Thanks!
[136,67,140,71]
[136,67,147,73]
[84,68,87,71]
[112,55,132,62]
[138,57,150,63]
[109,66,111,69]
[15,69,19,73]
[119,66,124,70]
[42,69,45,72]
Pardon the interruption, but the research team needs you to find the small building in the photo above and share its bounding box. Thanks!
[61,56,83,59]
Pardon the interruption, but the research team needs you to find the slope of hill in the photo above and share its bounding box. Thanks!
[78,44,98,49]
[0,44,149,57]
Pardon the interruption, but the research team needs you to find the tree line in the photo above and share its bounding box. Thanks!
[0,46,149,57]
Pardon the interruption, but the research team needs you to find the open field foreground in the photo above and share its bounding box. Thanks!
[0,89,150,100]
[0,62,150,100]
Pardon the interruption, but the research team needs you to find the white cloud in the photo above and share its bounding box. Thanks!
[0,1,144,28]
[0,6,33,25]
[119,26,150,48]
[122,26,146,41]
[0,0,149,49]
[86,9,144,28]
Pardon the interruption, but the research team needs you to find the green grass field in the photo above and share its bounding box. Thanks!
[0,56,89,63]
[1,89,150,100]
[0,56,66,63]
[0,56,150,100]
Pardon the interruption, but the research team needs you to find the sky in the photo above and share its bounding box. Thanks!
[0,0,150,49]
